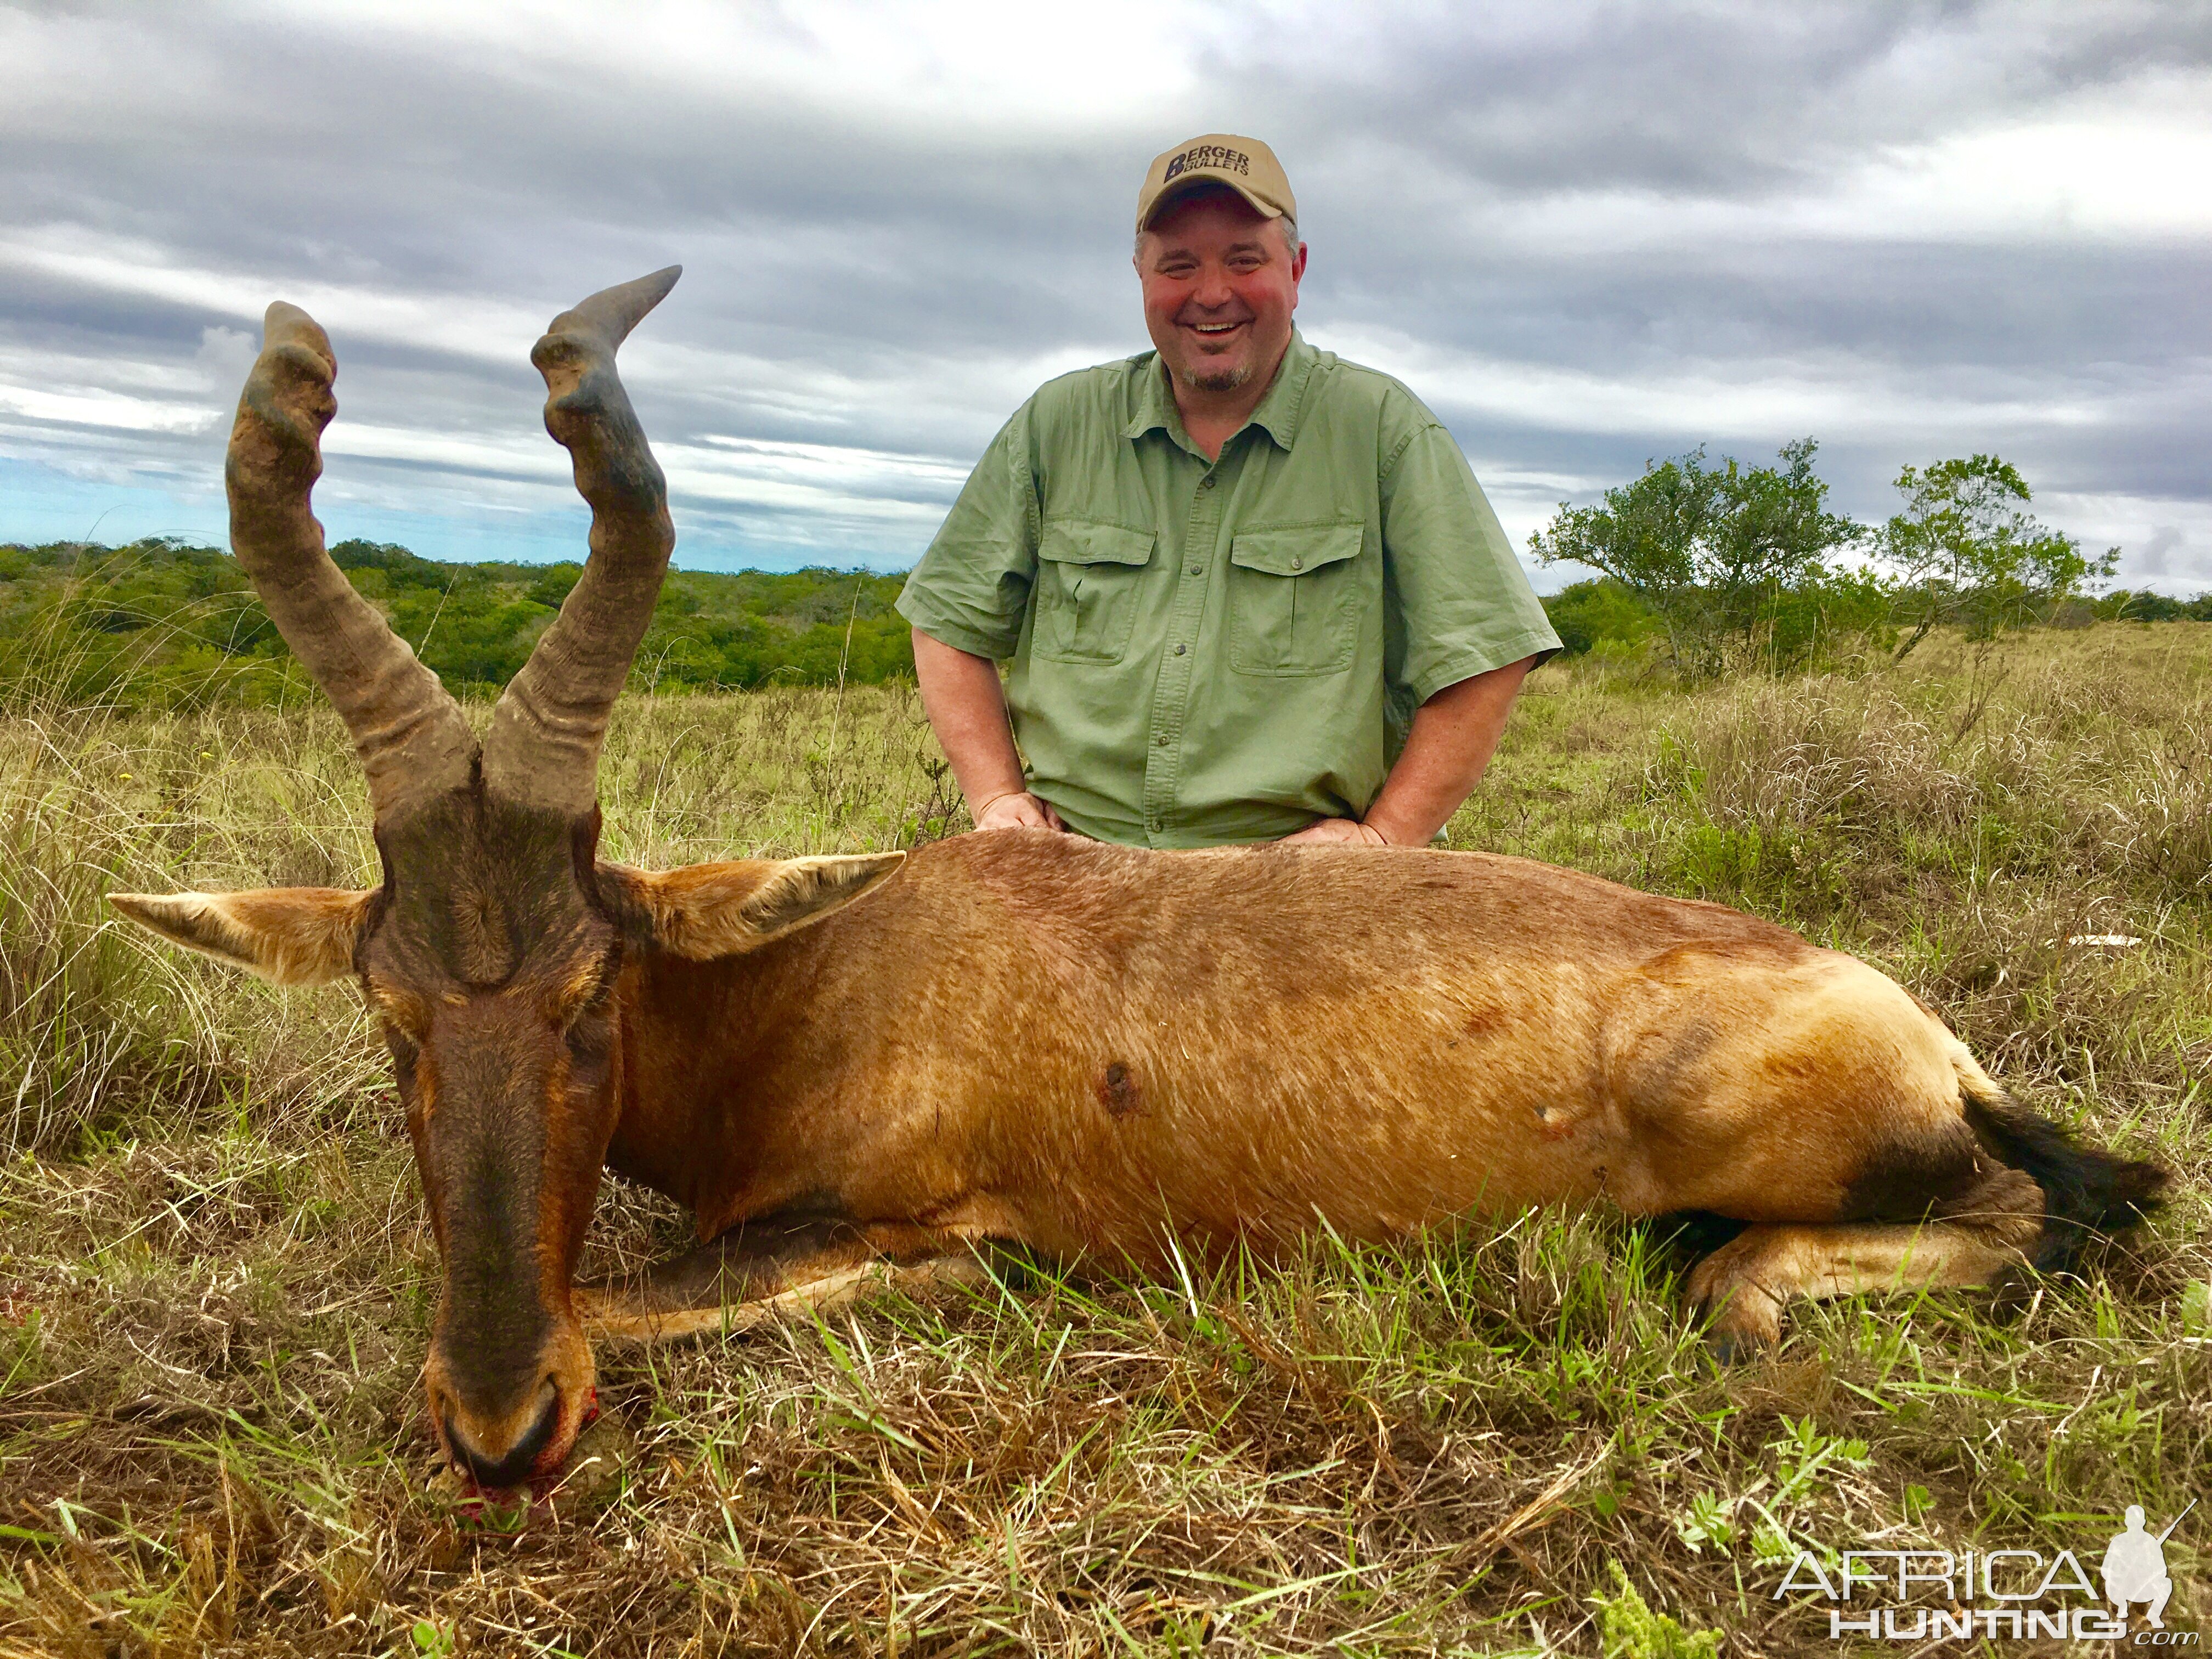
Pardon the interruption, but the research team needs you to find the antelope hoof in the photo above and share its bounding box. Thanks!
[1688,1260,1784,1357]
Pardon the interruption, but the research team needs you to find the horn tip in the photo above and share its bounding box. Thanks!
[547,265,683,346]
[260,301,332,359]
[622,263,682,319]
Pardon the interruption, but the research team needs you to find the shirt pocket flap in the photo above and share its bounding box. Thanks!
[1039,521,1156,566]
[1229,523,1364,577]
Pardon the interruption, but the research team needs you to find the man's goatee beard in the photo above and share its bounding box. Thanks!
[1179,362,1252,394]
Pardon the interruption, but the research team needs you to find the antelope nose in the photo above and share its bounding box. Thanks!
[437,1380,562,1490]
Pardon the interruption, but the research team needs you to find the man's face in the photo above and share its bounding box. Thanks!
[1137,188,1305,397]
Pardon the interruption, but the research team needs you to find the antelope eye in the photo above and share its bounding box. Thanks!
[563,1010,613,1086]
[562,972,616,1052]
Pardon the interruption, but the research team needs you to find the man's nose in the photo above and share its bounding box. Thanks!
[1190,264,1237,309]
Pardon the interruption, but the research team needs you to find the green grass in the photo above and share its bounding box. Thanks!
[2,628,2208,1655]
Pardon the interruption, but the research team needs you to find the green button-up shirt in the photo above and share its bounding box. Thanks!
[896,330,1560,847]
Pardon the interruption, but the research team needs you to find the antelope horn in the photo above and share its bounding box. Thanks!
[482,266,681,814]
[227,303,477,820]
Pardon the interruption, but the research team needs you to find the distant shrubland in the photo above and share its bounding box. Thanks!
[6,441,2203,715]
[1532,573,2207,664]
[0,537,913,710]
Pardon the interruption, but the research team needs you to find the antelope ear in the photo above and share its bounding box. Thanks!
[602,853,906,960]
[107,888,375,986]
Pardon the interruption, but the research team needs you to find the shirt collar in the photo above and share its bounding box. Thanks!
[1246,329,1317,450]
[1123,329,1318,454]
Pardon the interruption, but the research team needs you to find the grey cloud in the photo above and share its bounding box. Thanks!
[1243,3,2212,194]
[2137,525,2182,577]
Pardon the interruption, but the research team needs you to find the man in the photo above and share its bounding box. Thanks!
[898,133,1559,847]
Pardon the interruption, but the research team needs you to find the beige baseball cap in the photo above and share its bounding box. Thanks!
[1136,133,1296,234]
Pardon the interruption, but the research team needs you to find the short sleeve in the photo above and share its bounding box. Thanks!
[1380,418,1561,707]
[895,405,1042,661]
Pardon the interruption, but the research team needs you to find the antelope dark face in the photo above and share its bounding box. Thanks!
[108,269,904,1487]
[371,792,619,1486]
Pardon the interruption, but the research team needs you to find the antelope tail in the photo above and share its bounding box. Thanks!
[1953,1052,2170,1272]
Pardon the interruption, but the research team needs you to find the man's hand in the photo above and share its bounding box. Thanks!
[1279,817,1390,846]
[1274,655,1541,848]
[972,790,1067,833]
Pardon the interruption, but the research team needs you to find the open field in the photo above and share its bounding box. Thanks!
[3,626,2209,1656]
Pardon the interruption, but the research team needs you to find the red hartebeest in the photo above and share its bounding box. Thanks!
[112,269,2167,1491]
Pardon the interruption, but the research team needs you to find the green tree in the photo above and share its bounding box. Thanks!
[1528,438,1861,673]
[1879,454,2117,661]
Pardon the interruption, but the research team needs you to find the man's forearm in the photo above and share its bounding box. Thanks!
[1359,654,1537,844]
[912,629,1029,810]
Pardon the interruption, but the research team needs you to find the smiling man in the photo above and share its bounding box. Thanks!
[898,133,1559,847]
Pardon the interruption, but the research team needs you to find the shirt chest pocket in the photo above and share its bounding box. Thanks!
[1033,521,1156,665]
[1227,523,1367,676]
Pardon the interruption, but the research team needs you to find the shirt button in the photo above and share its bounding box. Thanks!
[1187,566,1203,576]
[1173,643,1186,655]
[1156,734,1170,746]
[1200,475,1216,489]
[1290,557,1304,571]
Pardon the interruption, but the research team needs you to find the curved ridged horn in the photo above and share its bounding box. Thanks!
[227,303,477,820]
[482,266,681,814]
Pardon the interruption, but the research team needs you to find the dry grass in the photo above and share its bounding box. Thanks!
[3,628,2208,1656]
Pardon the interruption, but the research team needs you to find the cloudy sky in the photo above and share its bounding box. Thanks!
[4,1,2208,589]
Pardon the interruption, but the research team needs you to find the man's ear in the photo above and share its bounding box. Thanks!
[107,888,376,986]
[601,853,906,960]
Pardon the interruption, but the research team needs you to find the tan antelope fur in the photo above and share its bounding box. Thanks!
[110,268,2168,1492]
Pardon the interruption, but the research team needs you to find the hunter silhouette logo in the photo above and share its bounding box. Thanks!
[2105,1503,2192,1630]
[1774,1500,2197,1641]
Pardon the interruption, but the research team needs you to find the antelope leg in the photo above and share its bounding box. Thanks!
[1686,1211,2041,1355]
[575,1210,987,1344]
